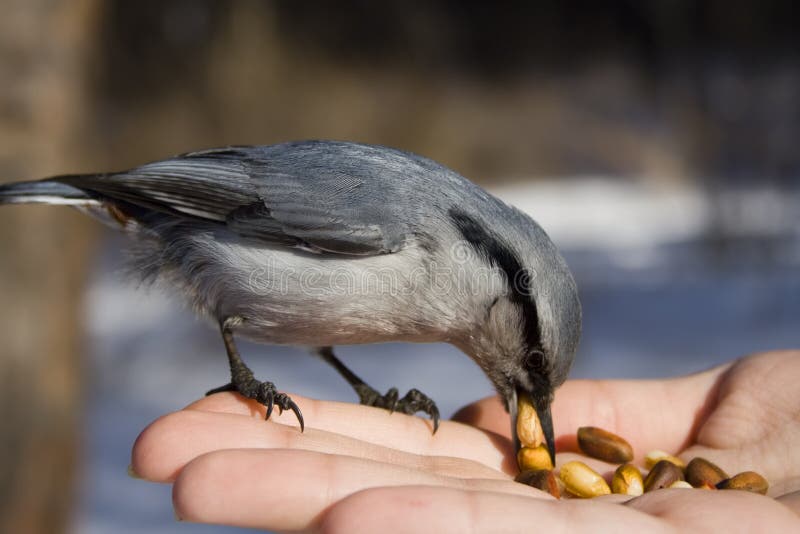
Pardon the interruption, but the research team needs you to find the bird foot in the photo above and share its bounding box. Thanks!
[206,379,304,431]
[354,384,440,433]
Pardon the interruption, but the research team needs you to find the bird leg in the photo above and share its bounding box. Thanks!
[206,317,304,431]
[314,346,440,432]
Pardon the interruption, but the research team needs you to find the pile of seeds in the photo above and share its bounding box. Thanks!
[514,397,769,499]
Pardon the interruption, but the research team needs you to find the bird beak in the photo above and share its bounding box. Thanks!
[533,393,556,465]
[509,389,556,466]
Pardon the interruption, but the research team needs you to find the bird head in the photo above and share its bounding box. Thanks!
[448,207,581,465]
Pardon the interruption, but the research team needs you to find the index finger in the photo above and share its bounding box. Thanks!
[185,392,516,472]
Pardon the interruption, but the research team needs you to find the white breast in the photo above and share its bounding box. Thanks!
[150,229,503,348]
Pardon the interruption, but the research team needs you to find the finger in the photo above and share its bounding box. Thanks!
[172,449,549,531]
[625,486,800,530]
[320,485,666,534]
[777,490,800,517]
[322,485,800,534]
[132,408,509,482]
[187,392,514,471]
[454,363,730,460]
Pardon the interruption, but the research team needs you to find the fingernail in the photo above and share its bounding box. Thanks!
[127,464,141,479]
[174,509,183,522]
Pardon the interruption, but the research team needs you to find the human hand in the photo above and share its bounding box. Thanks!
[131,350,800,531]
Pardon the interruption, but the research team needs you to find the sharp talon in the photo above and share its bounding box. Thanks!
[265,389,275,421]
[206,382,235,396]
[386,388,399,413]
[289,400,304,432]
[351,383,438,433]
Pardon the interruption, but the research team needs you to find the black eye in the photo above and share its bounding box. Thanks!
[525,349,546,374]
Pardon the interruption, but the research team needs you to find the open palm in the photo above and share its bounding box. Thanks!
[132,350,800,531]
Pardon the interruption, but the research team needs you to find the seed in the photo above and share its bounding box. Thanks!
[577,426,634,463]
[644,460,684,492]
[559,461,611,498]
[554,475,568,497]
[515,469,561,498]
[716,471,769,495]
[645,450,685,470]
[612,463,644,496]
[668,480,694,489]
[517,444,554,471]
[685,457,728,488]
[516,395,544,448]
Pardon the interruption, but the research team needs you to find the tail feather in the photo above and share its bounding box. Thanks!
[0,178,93,206]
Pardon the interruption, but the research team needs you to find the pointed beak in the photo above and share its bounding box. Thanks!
[532,394,556,465]
[509,389,556,466]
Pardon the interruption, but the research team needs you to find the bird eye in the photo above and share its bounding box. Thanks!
[525,349,546,374]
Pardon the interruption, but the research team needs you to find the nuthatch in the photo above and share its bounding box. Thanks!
[0,141,581,463]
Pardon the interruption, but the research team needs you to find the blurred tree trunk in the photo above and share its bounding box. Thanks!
[0,1,99,533]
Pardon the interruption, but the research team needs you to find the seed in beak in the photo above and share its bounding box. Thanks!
[516,394,545,449]
[517,444,554,471]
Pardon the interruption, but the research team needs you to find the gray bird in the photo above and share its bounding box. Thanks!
[0,140,580,462]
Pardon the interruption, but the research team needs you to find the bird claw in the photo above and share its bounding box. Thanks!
[268,392,305,432]
[205,382,236,396]
[427,404,441,434]
[355,385,440,434]
[397,388,440,434]
[209,378,304,431]
[286,398,305,432]
[264,386,275,421]
[385,387,399,413]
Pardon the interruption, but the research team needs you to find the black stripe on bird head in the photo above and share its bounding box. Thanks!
[448,208,545,371]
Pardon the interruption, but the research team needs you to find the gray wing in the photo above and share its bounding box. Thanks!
[58,143,412,255]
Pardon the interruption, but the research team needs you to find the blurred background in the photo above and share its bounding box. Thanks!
[0,1,798,532]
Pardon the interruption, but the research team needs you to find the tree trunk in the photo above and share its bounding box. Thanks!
[0,1,100,532]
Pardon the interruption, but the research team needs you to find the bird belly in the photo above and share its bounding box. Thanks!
[150,231,454,347]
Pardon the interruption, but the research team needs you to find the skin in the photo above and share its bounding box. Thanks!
[131,350,800,532]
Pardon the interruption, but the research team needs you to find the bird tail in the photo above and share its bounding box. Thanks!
[0,177,94,206]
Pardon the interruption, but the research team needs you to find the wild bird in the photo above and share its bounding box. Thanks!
[0,141,580,463]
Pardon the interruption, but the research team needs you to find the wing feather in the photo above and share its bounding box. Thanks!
[58,143,414,255]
